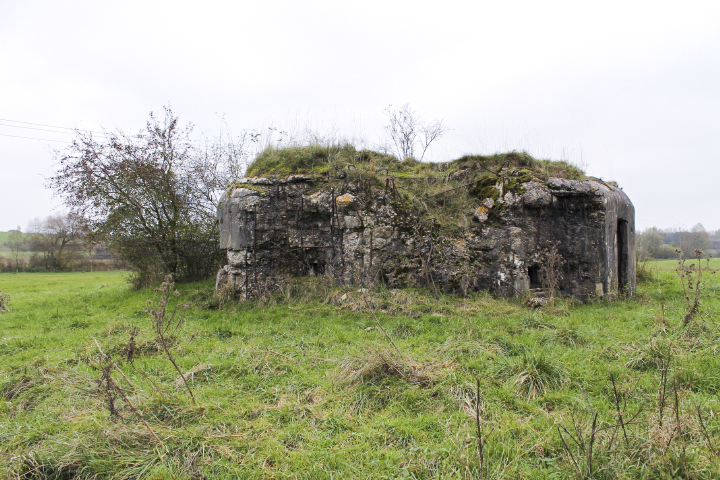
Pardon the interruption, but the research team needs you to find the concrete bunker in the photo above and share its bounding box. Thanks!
[217,147,636,300]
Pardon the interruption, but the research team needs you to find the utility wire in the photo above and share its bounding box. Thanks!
[0,132,71,143]
[0,118,108,136]
[0,116,249,149]
[0,123,82,135]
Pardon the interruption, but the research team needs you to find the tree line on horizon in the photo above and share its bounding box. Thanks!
[637,224,718,260]
[0,214,120,273]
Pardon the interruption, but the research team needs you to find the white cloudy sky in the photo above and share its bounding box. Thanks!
[1,0,718,232]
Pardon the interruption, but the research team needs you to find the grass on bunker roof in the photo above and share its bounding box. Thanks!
[245,144,586,181]
[0,261,719,478]
[242,145,588,237]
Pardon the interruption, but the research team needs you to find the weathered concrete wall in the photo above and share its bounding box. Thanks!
[217,175,635,299]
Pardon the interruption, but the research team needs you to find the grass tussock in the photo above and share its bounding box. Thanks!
[549,327,587,348]
[334,349,454,387]
[624,338,673,371]
[495,351,568,399]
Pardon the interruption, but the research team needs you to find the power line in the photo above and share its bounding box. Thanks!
[0,123,79,135]
[0,118,108,136]
[0,132,71,143]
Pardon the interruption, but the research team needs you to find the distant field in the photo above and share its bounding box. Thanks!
[647,257,720,271]
[0,231,118,265]
[0,250,35,261]
[0,231,33,261]
[0,268,719,478]
[0,231,20,243]
[0,230,30,244]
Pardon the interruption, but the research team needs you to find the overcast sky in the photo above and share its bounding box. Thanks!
[1,0,718,232]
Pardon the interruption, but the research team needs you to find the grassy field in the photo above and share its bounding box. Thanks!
[647,257,720,271]
[0,263,719,479]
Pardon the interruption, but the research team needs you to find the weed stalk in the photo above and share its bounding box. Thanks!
[675,249,715,325]
[147,276,197,406]
[93,337,166,450]
[474,378,486,478]
[610,373,628,446]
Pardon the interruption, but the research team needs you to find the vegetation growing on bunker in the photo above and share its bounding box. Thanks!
[245,145,585,183]
[242,144,586,233]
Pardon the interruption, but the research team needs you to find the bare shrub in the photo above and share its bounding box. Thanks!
[146,276,196,405]
[541,243,565,300]
[383,104,446,161]
[92,338,164,448]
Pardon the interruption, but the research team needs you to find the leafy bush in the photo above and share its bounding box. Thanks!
[49,108,229,286]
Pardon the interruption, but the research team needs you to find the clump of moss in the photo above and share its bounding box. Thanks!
[469,175,501,201]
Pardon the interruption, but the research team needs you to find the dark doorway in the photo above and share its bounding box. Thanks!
[528,265,541,289]
[617,219,628,294]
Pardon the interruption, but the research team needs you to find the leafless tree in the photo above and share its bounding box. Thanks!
[27,214,85,270]
[383,104,446,161]
[679,223,712,258]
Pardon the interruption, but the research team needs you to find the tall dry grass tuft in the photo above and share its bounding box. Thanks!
[334,348,452,387]
[334,289,454,387]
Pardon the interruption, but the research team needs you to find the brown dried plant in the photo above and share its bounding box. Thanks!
[97,363,121,420]
[93,338,165,450]
[541,243,565,302]
[0,290,10,312]
[146,275,196,405]
[675,249,715,326]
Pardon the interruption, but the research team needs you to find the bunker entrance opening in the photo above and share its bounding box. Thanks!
[528,265,541,289]
[617,219,629,294]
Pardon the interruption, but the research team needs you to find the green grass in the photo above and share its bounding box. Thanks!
[0,268,719,479]
[647,257,720,271]
[0,230,30,244]
[246,145,586,181]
